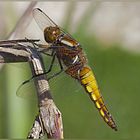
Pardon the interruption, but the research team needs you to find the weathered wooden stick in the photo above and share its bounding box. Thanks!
[27,115,44,139]
[0,45,30,63]
[0,42,64,139]
[27,47,63,139]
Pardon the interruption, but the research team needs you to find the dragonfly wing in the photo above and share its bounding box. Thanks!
[32,8,57,31]
[16,77,37,101]
[32,8,77,42]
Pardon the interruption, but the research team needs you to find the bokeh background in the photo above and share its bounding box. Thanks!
[0,1,140,139]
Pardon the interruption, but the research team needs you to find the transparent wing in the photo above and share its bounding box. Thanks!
[49,72,82,95]
[16,68,82,101]
[16,77,38,101]
[32,8,76,41]
[32,8,58,31]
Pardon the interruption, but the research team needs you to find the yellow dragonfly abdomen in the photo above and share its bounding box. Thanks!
[79,66,117,131]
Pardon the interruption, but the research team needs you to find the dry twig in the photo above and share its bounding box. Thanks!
[0,41,64,139]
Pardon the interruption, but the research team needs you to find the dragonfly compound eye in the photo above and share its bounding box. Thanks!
[44,26,61,43]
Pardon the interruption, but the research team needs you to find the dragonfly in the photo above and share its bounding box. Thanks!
[0,8,117,131]
[31,8,118,131]
[6,8,116,131]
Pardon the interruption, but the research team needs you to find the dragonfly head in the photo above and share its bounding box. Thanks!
[44,26,61,43]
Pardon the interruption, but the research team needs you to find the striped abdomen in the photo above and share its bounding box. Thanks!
[79,66,117,131]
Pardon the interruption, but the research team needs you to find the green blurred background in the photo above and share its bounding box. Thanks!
[0,1,140,139]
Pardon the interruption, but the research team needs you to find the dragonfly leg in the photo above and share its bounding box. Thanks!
[17,53,63,93]
[38,45,57,56]
[45,52,56,73]
[26,52,56,81]
[33,53,63,80]
[17,46,65,90]
[47,56,63,80]
[16,52,56,91]
[28,53,63,81]
[41,49,54,56]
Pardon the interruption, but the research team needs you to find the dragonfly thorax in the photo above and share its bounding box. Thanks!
[44,26,61,43]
